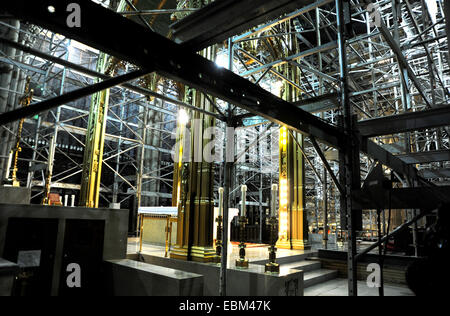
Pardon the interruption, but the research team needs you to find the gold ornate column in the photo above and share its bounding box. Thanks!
[79,0,131,208]
[171,46,217,262]
[276,67,310,250]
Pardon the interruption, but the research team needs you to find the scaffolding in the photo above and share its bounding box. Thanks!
[1,0,449,296]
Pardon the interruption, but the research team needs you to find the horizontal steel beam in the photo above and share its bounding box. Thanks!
[233,0,334,43]
[294,93,339,113]
[118,9,198,16]
[234,93,339,122]
[419,169,450,179]
[170,0,321,50]
[353,186,450,210]
[357,105,450,137]
[396,150,450,164]
[360,139,418,180]
[3,0,342,148]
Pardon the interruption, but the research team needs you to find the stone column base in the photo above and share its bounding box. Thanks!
[291,239,311,250]
[276,239,290,250]
[190,246,217,263]
[170,245,216,263]
[170,245,189,260]
[276,239,311,250]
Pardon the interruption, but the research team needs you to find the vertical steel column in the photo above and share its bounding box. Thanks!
[323,166,328,248]
[410,179,419,257]
[377,209,385,296]
[337,0,358,296]
[220,147,232,296]
[317,6,328,248]
[259,129,264,243]
[220,39,234,296]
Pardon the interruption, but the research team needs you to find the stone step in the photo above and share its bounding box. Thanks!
[304,269,339,288]
[305,256,321,261]
[280,260,322,272]
[251,252,316,265]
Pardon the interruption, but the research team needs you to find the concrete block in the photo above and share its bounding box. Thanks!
[109,203,121,209]
[228,265,304,296]
[0,258,19,296]
[0,186,31,205]
[136,254,304,296]
[0,203,129,261]
[104,259,204,296]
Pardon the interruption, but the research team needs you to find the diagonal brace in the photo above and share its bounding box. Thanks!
[309,136,344,195]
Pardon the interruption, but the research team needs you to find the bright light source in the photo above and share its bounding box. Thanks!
[47,6,56,13]
[280,179,288,206]
[425,0,437,24]
[273,81,284,94]
[215,53,229,69]
[178,109,189,126]
[280,126,288,149]
[67,44,75,60]
[69,40,100,55]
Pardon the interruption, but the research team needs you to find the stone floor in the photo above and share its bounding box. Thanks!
[304,278,415,296]
[127,238,315,262]
[128,239,415,296]
[127,238,383,261]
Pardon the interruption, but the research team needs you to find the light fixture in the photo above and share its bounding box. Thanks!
[47,6,56,13]
[178,109,189,126]
[280,126,288,149]
[273,80,284,95]
[215,53,229,69]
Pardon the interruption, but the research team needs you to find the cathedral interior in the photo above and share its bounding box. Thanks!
[0,0,450,297]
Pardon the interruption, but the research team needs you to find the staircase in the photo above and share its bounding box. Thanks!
[252,253,338,289]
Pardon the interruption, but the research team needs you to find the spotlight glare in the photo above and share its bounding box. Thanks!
[178,109,189,126]
[215,54,229,69]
